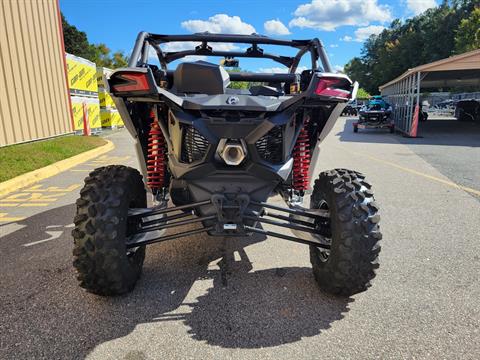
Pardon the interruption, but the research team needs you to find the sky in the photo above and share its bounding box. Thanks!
[60,0,438,72]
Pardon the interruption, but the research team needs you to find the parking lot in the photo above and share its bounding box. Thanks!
[1,117,479,359]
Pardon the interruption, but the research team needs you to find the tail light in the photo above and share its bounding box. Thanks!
[109,69,156,96]
[315,77,351,100]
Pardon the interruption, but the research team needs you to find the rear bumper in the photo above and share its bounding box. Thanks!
[354,123,394,129]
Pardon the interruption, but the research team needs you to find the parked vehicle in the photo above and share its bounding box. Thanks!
[72,33,381,297]
[341,100,358,116]
[455,99,480,122]
[354,96,394,133]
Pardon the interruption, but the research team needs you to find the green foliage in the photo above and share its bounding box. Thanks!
[226,67,250,89]
[62,14,128,68]
[344,0,479,94]
[356,88,371,99]
[61,14,93,60]
[454,7,480,53]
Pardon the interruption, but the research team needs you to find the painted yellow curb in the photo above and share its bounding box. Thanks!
[0,140,114,197]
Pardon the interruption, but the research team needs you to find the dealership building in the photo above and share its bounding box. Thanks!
[0,0,72,147]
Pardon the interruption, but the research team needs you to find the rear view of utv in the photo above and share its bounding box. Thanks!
[72,33,381,297]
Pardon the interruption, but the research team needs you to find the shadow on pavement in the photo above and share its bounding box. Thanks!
[337,118,480,147]
[0,204,351,359]
[182,266,351,348]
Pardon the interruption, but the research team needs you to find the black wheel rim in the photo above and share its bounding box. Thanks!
[126,200,142,258]
[315,199,332,262]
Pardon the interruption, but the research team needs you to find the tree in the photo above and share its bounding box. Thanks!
[61,14,94,60]
[89,43,112,67]
[454,7,480,53]
[62,13,128,68]
[344,1,478,94]
[112,51,129,68]
[357,88,371,99]
[226,67,250,89]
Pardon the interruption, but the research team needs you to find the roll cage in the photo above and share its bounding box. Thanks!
[127,32,332,74]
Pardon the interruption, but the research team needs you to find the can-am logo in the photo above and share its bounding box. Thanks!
[226,96,240,105]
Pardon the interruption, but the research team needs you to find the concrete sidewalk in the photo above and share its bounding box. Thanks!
[1,120,479,359]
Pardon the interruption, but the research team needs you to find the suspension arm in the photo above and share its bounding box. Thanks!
[244,226,330,249]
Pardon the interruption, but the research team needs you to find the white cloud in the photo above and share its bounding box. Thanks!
[263,19,291,35]
[330,44,339,48]
[341,25,385,42]
[353,25,385,41]
[181,14,256,34]
[289,0,392,31]
[258,66,308,74]
[334,64,344,72]
[406,0,437,15]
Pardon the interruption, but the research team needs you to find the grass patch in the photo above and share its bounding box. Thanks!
[0,135,107,182]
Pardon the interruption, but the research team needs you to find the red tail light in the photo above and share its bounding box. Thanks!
[111,72,150,92]
[315,78,351,99]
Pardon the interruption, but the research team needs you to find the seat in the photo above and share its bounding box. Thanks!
[173,61,230,95]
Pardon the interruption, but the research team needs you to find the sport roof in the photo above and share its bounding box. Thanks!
[128,32,332,72]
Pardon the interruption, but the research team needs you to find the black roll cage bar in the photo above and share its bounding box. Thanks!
[128,32,332,74]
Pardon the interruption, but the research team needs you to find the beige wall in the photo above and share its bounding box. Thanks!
[0,0,72,146]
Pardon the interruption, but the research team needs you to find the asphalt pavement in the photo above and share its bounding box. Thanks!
[1,118,479,359]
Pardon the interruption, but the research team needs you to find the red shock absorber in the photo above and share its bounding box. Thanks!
[292,117,311,191]
[146,111,167,190]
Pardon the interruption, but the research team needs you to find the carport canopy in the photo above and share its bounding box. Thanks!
[379,49,480,134]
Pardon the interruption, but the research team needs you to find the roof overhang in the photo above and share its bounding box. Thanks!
[379,49,480,91]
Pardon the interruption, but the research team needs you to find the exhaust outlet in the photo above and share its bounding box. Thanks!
[218,139,247,166]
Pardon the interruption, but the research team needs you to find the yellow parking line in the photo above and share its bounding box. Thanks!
[0,204,18,207]
[4,199,59,203]
[19,203,50,207]
[337,146,480,197]
[0,213,25,222]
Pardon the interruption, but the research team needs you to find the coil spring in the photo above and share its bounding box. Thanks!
[292,117,311,191]
[146,112,167,190]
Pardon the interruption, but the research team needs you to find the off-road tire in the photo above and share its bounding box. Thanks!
[72,165,147,296]
[309,169,381,296]
[353,126,358,133]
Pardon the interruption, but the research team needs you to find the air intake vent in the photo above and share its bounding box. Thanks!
[181,125,209,163]
[255,126,283,164]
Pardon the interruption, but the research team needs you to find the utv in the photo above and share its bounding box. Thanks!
[354,96,394,133]
[72,33,381,297]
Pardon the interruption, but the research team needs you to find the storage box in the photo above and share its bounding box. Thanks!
[86,97,101,131]
[96,67,113,90]
[70,96,85,131]
[101,109,123,128]
[99,89,116,109]
[70,95,101,133]
[66,53,98,96]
